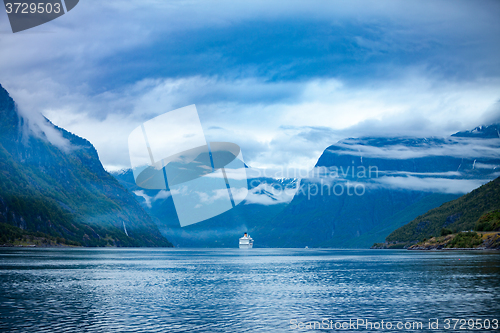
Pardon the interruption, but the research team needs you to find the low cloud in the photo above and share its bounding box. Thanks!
[17,105,73,153]
[243,182,297,206]
[1,0,499,172]
[474,162,499,170]
[6,75,499,172]
[373,176,488,194]
[325,137,500,161]
[132,190,152,208]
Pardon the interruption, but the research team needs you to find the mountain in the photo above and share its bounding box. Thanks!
[251,129,500,248]
[452,124,500,139]
[112,169,295,247]
[385,176,500,245]
[114,124,500,248]
[0,84,172,247]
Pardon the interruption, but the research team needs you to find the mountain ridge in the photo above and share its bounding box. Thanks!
[250,124,500,248]
[113,122,500,248]
[0,84,172,247]
[384,175,500,245]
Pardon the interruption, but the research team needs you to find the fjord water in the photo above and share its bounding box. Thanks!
[0,249,499,332]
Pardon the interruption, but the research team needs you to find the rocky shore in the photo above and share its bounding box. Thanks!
[372,231,500,250]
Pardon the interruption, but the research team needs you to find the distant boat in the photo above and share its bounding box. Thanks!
[239,232,253,249]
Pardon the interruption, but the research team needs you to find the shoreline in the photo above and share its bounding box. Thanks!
[408,247,499,251]
[373,231,500,251]
[0,243,79,248]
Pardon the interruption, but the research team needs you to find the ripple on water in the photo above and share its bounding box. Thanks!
[0,249,499,332]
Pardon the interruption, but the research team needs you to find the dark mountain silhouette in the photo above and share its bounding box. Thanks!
[0,84,171,247]
[386,176,500,244]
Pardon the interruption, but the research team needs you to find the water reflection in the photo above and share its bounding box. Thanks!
[0,249,499,332]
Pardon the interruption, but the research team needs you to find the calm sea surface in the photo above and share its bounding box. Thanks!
[0,248,499,332]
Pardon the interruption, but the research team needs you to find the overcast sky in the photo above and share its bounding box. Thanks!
[1,0,499,171]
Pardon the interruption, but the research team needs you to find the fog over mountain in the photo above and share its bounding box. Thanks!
[2,79,498,248]
[0,84,172,247]
[114,122,500,248]
[258,126,500,248]
[1,0,499,248]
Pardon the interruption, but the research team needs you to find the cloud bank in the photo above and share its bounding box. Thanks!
[0,0,498,172]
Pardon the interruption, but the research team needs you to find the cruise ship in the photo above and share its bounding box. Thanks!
[239,232,253,249]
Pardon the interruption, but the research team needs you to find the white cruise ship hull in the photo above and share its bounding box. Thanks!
[239,235,253,248]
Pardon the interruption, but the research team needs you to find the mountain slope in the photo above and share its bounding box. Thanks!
[0,84,172,247]
[385,176,500,244]
[254,129,500,248]
[112,169,293,247]
[114,124,500,248]
[452,124,500,139]
[114,122,500,248]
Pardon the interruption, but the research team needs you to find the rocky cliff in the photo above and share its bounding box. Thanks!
[0,84,172,247]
